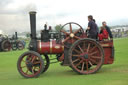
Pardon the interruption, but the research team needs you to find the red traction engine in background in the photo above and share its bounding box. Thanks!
[17,11,115,78]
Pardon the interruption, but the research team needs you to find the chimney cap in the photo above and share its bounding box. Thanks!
[29,11,36,14]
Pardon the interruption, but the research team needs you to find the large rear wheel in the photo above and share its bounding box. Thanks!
[68,38,104,74]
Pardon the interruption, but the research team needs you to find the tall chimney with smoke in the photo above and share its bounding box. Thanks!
[29,11,36,39]
[28,11,37,51]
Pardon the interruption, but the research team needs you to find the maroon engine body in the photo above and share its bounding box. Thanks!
[100,41,114,64]
[37,40,64,54]
[36,39,114,65]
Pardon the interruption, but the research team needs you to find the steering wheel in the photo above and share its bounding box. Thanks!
[60,22,84,44]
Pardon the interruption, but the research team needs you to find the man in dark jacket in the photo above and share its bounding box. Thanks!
[102,21,113,40]
[87,15,98,39]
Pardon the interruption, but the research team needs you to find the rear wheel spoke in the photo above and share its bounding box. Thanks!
[89,46,97,52]
[88,61,93,66]
[87,43,90,53]
[73,49,81,54]
[75,60,83,67]
[89,58,97,64]
[72,58,80,63]
[81,62,85,71]
[86,60,89,71]
[90,51,98,56]
[78,45,84,53]
[83,42,85,50]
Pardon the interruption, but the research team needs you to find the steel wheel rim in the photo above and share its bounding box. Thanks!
[69,39,104,74]
[42,55,50,73]
[60,22,84,44]
[2,41,11,51]
[18,53,43,77]
[18,42,24,50]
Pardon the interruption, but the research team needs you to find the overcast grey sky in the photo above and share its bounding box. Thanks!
[0,0,128,34]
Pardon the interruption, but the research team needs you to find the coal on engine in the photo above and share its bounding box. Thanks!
[40,24,50,42]
[17,11,115,78]
[40,25,60,42]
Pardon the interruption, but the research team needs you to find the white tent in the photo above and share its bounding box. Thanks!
[0,30,4,34]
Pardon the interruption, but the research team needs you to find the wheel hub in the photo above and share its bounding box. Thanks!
[84,54,88,59]
[70,33,74,38]
[26,61,33,68]
[80,53,88,59]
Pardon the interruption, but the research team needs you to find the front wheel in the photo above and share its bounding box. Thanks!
[1,40,11,51]
[17,41,24,50]
[41,55,50,73]
[11,42,17,50]
[17,51,44,78]
[68,38,104,74]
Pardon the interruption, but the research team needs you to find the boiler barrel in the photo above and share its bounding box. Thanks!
[37,40,64,54]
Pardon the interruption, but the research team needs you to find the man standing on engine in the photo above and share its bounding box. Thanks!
[87,15,98,39]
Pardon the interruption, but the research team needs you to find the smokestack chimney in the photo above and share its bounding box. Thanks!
[15,32,18,40]
[28,11,37,51]
[29,11,36,39]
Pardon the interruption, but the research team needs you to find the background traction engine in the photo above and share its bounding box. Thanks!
[0,35,11,52]
[17,11,114,78]
[0,32,25,52]
[11,32,25,50]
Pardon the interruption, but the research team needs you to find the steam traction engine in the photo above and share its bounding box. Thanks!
[17,11,114,78]
[0,32,25,52]
[11,32,25,51]
[0,34,11,52]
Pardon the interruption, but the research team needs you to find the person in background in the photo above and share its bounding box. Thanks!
[49,26,52,32]
[98,26,108,41]
[102,21,113,40]
[87,15,98,39]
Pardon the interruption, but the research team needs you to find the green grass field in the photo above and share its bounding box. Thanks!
[0,38,128,85]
